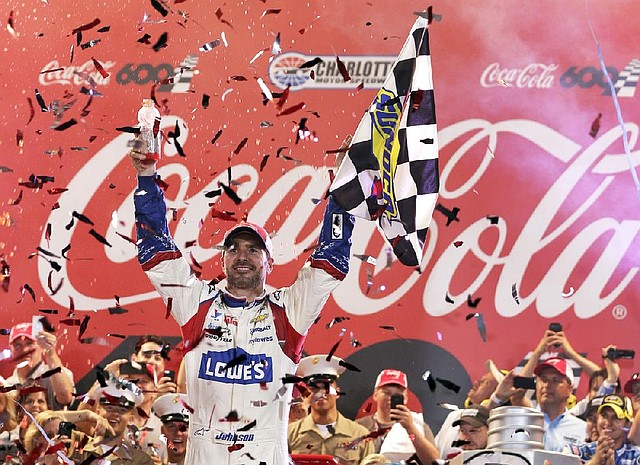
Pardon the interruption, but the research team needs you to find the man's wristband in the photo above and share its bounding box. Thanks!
[490,392,506,405]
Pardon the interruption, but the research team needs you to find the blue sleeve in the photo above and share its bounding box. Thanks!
[309,195,355,280]
[134,175,182,269]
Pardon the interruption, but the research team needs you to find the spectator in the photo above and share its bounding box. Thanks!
[623,373,640,414]
[581,396,604,442]
[527,358,587,451]
[435,368,500,459]
[289,355,374,465]
[356,369,437,464]
[572,394,638,465]
[5,322,75,410]
[451,406,489,451]
[569,346,621,417]
[83,379,154,465]
[152,393,190,465]
[131,336,171,375]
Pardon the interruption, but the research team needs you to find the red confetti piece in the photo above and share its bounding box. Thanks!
[589,112,602,138]
[277,102,305,117]
[17,283,36,303]
[91,57,109,78]
[261,8,281,17]
[47,188,68,195]
[259,154,270,171]
[276,86,290,110]
[79,315,90,338]
[26,97,35,125]
[453,241,463,248]
[71,18,101,35]
[115,231,136,245]
[228,444,244,453]
[232,137,248,155]
[336,56,351,82]
[165,297,173,319]
[211,208,236,221]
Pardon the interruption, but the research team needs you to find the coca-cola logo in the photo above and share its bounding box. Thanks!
[480,62,558,89]
[39,60,115,87]
[38,118,640,321]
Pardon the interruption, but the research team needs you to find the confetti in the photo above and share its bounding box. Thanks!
[561,287,575,297]
[422,370,436,391]
[589,113,602,138]
[91,57,109,78]
[353,254,376,265]
[335,56,351,82]
[151,0,169,17]
[434,203,460,226]
[71,18,101,35]
[277,102,305,117]
[299,57,323,68]
[261,8,281,18]
[53,118,78,131]
[512,283,520,304]
[486,215,499,225]
[435,377,460,393]
[35,89,48,112]
[271,32,281,55]
[211,129,223,144]
[89,229,112,247]
[199,40,220,52]
[466,294,481,308]
[338,360,360,372]
[7,10,16,37]
[202,94,210,109]
[153,32,168,52]
[219,182,242,205]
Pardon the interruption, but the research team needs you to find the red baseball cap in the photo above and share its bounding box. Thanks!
[9,322,34,344]
[223,222,274,257]
[534,357,574,383]
[375,369,408,389]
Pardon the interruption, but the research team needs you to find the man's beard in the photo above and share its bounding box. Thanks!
[227,269,263,290]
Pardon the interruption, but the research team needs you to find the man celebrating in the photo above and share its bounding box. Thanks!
[129,143,354,465]
[573,395,639,465]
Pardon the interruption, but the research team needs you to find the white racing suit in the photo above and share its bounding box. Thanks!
[134,175,354,465]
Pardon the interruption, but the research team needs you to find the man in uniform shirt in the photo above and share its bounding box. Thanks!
[288,355,374,465]
[152,393,190,465]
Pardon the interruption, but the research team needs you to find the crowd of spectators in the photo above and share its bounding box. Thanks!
[1,322,639,465]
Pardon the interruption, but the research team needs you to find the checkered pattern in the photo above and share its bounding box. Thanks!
[157,54,199,93]
[612,58,640,98]
[330,17,439,267]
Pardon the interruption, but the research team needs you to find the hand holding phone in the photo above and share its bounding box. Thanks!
[163,370,175,382]
[513,376,537,390]
[390,393,404,411]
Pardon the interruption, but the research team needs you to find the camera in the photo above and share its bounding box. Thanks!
[548,322,562,332]
[58,421,76,438]
[513,376,537,390]
[605,348,635,360]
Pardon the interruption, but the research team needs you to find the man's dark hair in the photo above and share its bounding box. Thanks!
[134,335,170,356]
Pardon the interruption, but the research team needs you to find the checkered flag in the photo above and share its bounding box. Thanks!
[611,58,640,98]
[157,54,200,93]
[330,17,439,267]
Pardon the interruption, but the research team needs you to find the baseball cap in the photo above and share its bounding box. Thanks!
[223,222,274,257]
[152,393,190,423]
[452,405,490,428]
[534,357,574,383]
[375,369,408,389]
[623,373,640,395]
[9,323,34,344]
[580,395,604,421]
[95,379,143,409]
[296,354,346,386]
[598,394,633,421]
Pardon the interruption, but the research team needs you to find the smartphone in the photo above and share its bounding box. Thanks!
[513,376,537,390]
[57,421,76,438]
[548,322,562,332]
[390,394,404,410]
[606,348,635,360]
[163,369,175,382]
[31,315,45,338]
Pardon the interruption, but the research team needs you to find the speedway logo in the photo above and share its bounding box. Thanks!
[39,60,115,87]
[268,52,395,90]
[198,348,273,384]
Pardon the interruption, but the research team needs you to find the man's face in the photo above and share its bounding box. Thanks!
[162,421,188,457]
[596,407,629,443]
[536,367,572,411]
[373,384,406,417]
[121,373,155,405]
[10,336,42,367]
[132,342,165,373]
[308,380,338,415]
[223,233,273,293]
[458,422,488,450]
[102,404,133,436]
[468,373,497,405]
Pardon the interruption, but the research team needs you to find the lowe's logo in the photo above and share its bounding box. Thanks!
[198,348,273,384]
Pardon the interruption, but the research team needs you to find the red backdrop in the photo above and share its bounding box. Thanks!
[1,0,639,421]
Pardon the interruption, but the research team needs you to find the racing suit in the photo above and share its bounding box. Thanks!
[134,174,354,465]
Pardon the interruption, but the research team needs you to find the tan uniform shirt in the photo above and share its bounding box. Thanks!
[288,413,375,465]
